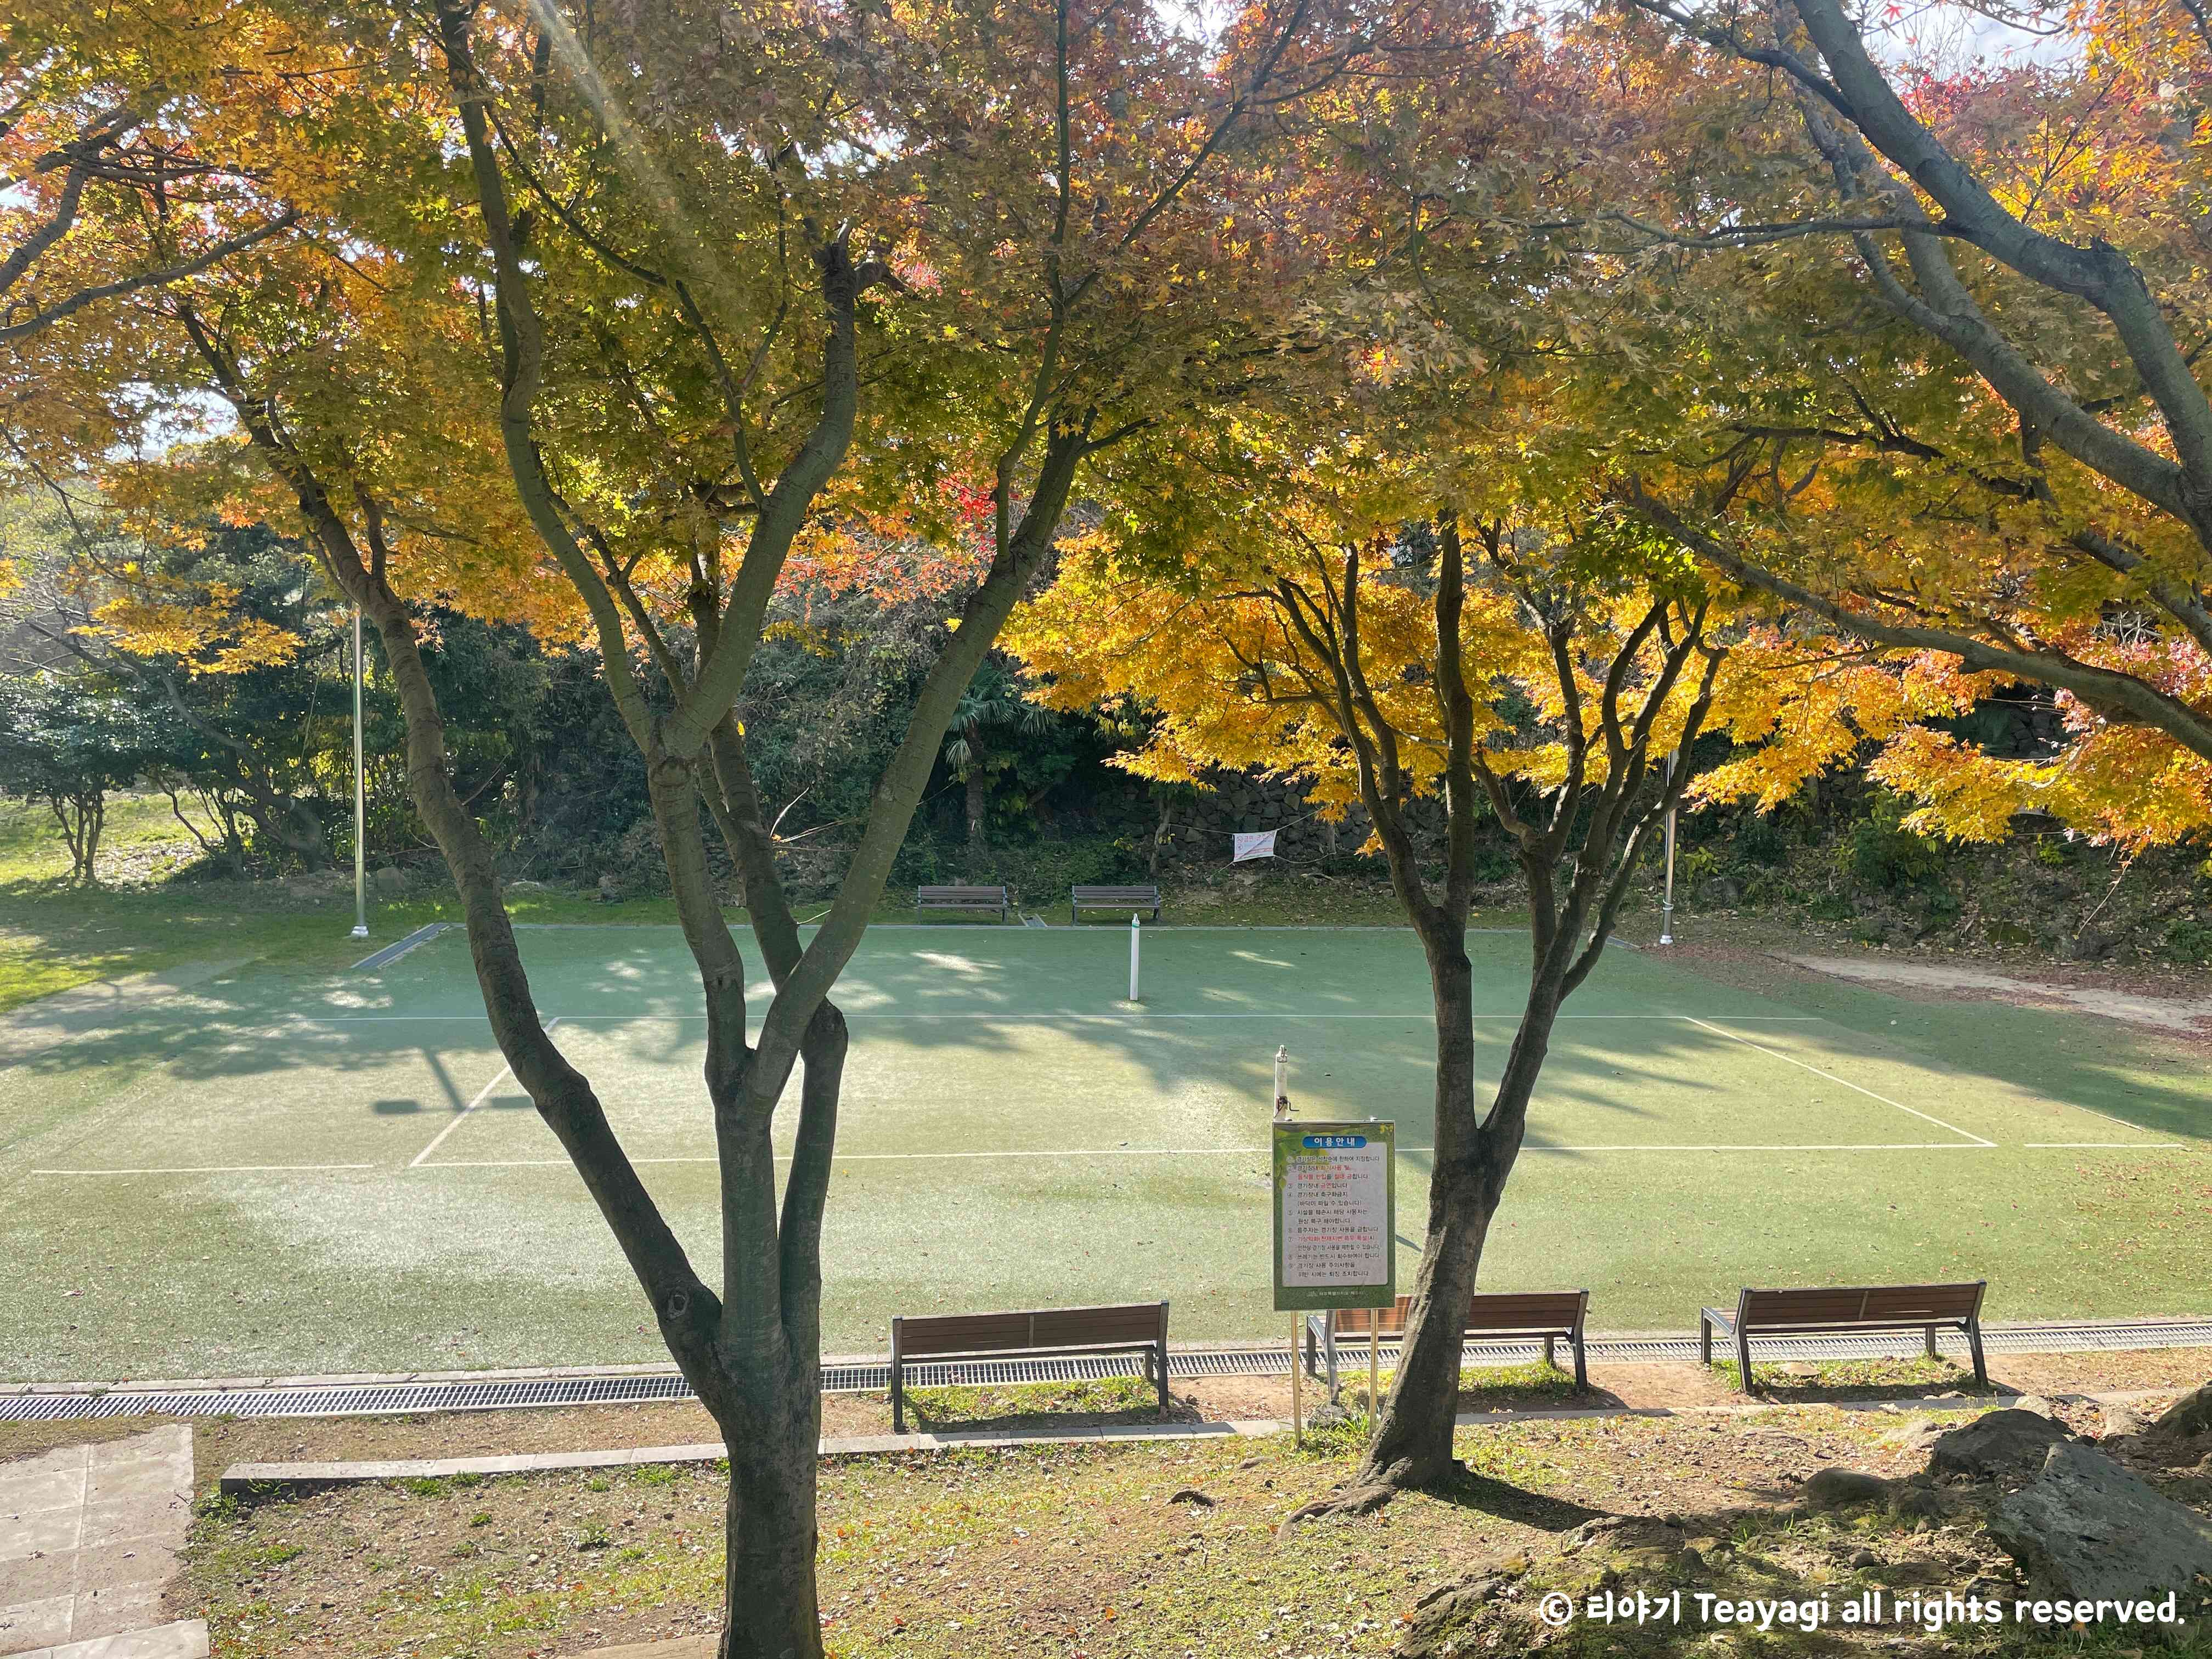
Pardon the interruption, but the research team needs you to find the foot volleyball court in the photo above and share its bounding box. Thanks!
[3,924,2203,1383]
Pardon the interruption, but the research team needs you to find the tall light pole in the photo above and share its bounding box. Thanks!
[1657,749,1677,947]
[351,607,369,940]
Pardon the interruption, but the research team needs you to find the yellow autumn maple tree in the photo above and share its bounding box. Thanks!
[1009,401,1925,1493]
[1580,0,2212,852]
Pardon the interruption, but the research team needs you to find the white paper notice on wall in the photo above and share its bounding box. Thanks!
[1231,831,1277,863]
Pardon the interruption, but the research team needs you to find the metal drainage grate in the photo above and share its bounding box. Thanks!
[349,923,450,973]
[0,1372,696,1423]
[5,1319,2207,1423]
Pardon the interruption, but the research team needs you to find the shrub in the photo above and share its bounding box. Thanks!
[1808,891,1854,923]
[1841,792,1945,890]
[2165,917,2212,963]
[1731,814,1790,867]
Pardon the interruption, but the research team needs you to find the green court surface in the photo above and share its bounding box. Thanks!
[2,924,2205,1383]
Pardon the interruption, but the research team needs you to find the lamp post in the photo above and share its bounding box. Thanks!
[1657,749,1677,947]
[351,607,369,940]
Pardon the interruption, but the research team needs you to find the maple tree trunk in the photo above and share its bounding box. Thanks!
[717,1363,823,1659]
[340,560,840,1653]
[1148,791,1173,878]
[1357,929,1555,1491]
[710,1098,827,1659]
[964,765,989,877]
[303,426,1085,1659]
[352,561,850,1655]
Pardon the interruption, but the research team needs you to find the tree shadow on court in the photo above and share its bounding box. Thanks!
[16,928,2211,1156]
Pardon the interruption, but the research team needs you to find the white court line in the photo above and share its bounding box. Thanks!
[407,1018,559,1169]
[1519,1142,1993,1153]
[29,1164,376,1175]
[2012,1092,2185,1138]
[1681,1017,1995,1148]
[154,1011,1829,1026]
[412,1139,1998,1170]
[535,1012,1824,1023]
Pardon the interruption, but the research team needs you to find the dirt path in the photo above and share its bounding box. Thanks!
[1781,952,2212,1032]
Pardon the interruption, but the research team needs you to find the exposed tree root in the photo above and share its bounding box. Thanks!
[1277,1479,1412,1537]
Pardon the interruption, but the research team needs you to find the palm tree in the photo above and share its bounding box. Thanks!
[941,660,1053,878]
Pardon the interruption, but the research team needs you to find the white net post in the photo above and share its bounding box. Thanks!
[1128,912,1141,1001]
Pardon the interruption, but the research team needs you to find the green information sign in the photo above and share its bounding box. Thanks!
[1272,1120,1397,1312]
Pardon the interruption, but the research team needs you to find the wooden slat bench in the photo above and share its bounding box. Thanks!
[915,884,1011,921]
[1700,1281,1988,1391]
[1304,1290,1590,1395]
[1071,883,1162,924]
[889,1301,1171,1432]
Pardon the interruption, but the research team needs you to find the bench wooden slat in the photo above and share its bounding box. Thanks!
[1705,1282,1988,1391]
[1031,1304,1165,1346]
[890,1301,1170,1431]
[1070,883,1162,921]
[1333,1302,1410,1338]
[1739,1284,1982,1324]
[898,1311,1036,1355]
[1461,1292,1587,1324]
[1312,1290,1590,1390]
[915,884,1009,918]
[1859,1284,1983,1319]
[1333,1291,1584,1339]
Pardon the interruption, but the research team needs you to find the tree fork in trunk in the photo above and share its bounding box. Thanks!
[184,7,1246,1648]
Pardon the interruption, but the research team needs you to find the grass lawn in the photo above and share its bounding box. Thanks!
[0,797,399,1015]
